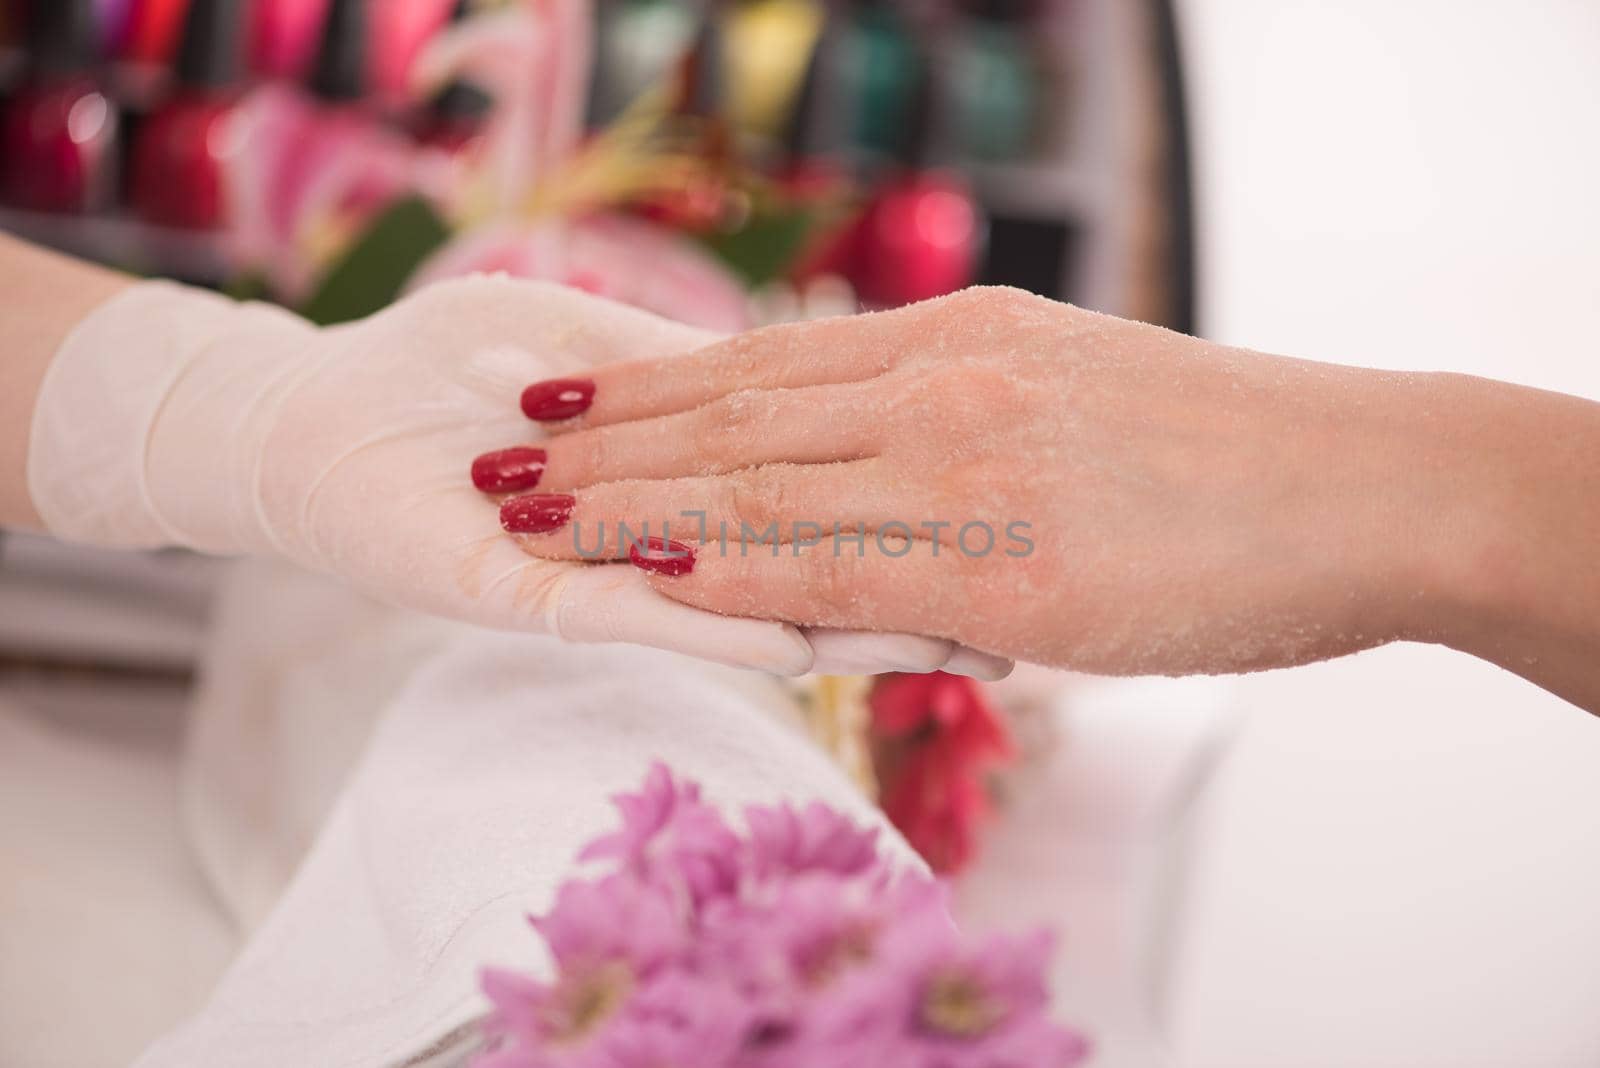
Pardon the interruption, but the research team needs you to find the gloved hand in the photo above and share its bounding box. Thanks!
[27,275,1010,677]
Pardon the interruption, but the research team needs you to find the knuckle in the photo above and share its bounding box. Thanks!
[912,363,1023,436]
[972,284,1041,318]
[721,469,782,535]
[800,553,857,617]
[694,390,768,467]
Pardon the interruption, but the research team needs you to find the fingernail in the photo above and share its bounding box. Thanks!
[521,378,595,421]
[471,447,547,493]
[500,493,575,534]
[629,536,695,577]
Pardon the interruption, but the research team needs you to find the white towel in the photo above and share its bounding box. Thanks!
[136,562,912,1068]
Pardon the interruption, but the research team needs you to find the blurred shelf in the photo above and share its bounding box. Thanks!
[0,207,231,284]
[968,159,1097,218]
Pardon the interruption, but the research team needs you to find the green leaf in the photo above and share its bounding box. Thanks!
[699,206,818,288]
[300,197,451,325]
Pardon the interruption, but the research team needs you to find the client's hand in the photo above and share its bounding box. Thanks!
[27,276,1006,676]
[498,286,1520,677]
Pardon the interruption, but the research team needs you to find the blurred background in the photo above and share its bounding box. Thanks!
[5,2,1600,1067]
[0,0,1192,328]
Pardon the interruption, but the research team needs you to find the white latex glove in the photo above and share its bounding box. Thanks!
[27,275,1011,677]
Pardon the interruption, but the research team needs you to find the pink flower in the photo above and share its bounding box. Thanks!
[482,963,754,1068]
[404,1,752,332]
[533,873,689,977]
[789,902,1089,1068]
[407,215,751,333]
[224,85,418,301]
[591,970,753,1068]
[474,765,1088,1068]
[580,763,742,904]
[742,801,884,882]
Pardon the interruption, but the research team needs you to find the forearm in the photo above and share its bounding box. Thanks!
[0,233,131,530]
[1395,372,1600,713]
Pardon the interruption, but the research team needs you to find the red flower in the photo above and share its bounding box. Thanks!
[867,672,1016,874]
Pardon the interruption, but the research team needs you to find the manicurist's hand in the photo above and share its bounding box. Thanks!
[501,286,1600,713]
[12,237,1006,677]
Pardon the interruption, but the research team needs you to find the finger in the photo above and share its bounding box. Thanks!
[409,278,717,401]
[552,564,815,676]
[628,531,986,645]
[523,311,909,430]
[805,630,957,674]
[941,647,1015,681]
[534,380,881,490]
[504,460,925,562]
[803,632,1014,679]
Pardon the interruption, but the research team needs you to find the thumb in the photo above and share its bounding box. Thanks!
[552,564,815,675]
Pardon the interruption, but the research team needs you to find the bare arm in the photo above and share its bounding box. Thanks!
[0,233,131,530]
[1427,371,1600,713]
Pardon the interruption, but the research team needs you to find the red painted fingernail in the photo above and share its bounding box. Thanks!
[629,536,695,577]
[500,493,575,534]
[471,447,547,493]
[521,378,595,421]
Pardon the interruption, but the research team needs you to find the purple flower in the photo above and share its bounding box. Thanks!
[782,895,1089,1068]
[590,969,753,1068]
[742,801,884,882]
[481,965,753,1068]
[581,763,742,903]
[533,873,689,978]
[474,766,1089,1068]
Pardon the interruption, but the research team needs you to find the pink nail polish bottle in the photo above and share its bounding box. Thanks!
[248,0,329,81]
[1,0,120,214]
[129,0,248,229]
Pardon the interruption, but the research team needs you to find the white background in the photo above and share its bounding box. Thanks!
[1168,2,1600,1065]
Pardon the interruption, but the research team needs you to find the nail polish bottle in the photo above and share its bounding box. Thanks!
[249,0,329,81]
[308,0,373,114]
[840,0,921,163]
[129,0,248,229]
[1,0,120,213]
[779,16,860,284]
[950,0,1039,163]
[847,69,983,308]
[120,0,190,66]
[775,11,842,198]
[96,0,142,61]
[724,0,824,140]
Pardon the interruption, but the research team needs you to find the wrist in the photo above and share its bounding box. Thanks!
[1385,373,1600,702]
[28,280,317,555]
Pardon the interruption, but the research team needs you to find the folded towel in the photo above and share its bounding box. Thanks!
[138,563,912,1068]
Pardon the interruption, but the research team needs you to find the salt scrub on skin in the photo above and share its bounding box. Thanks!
[475,763,1089,1068]
[515,286,1448,678]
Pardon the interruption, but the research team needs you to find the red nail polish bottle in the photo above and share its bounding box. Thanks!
[129,0,248,229]
[1,0,120,214]
[847,69,983,308]
[248,0,327,81]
